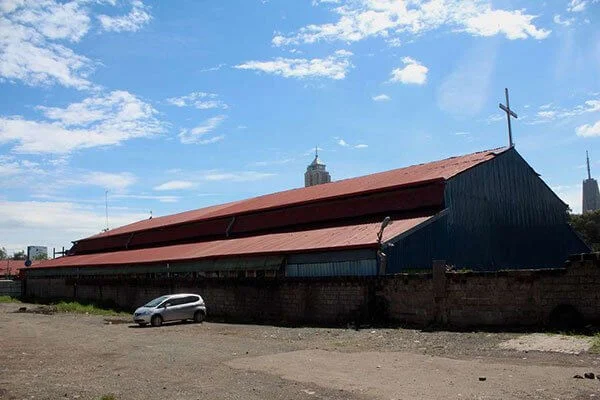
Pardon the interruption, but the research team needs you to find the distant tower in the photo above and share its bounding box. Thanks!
[304,147,331,187]
[583,151,600,213]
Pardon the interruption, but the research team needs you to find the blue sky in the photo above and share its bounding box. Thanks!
[0,0,599,255]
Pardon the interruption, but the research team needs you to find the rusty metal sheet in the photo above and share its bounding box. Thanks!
[0,259,32,276]
[81,148,506,243]
[31,214,435,269]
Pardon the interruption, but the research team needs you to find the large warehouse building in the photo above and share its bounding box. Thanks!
[26,147,589,279]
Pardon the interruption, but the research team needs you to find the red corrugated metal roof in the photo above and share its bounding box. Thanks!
[0,259,29,276]
[32,214,434,269]
[83,147,506,242]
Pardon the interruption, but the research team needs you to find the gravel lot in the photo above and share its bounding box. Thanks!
[2,301,600,400]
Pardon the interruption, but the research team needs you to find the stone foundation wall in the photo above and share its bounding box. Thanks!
[24,254,600,328]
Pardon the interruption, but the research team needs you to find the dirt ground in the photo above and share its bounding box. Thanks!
[2,302,600,400]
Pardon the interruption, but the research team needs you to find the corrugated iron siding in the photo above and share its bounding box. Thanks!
[386,215,448,272]
[443,149,589,269]
[286,259,377,277]
[26,256,284,277]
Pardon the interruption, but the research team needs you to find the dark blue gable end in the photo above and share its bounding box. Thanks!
[386,148,590,272]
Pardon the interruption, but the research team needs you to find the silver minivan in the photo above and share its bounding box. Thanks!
[133,293,207,327]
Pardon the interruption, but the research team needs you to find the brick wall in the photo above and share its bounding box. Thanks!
[24,253,600,328]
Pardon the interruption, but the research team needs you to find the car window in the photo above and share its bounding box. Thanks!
[169,297,185,306]
[182,296,198,304]
[144,295,169,308]
[157,300,170,308]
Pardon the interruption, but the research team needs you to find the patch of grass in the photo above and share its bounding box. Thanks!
[0,295,20,303]
[53,301,128,317]
[590,333,600,354]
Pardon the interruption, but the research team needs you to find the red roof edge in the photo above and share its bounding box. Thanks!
[75,177,446,244]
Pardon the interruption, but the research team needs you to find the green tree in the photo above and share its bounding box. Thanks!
[33,253,48,261]
[569,210,600,252]
[0,247,6,260]
[11,250,26,260]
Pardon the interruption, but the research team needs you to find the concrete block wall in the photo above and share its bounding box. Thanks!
[437,255,600,327]
[0,280,22,297]
[23,253,600,328]
[377,274,434,325]
[25,277,371,325]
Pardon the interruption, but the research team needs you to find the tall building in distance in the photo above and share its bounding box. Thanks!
[304,148,331,187]
[583,151,600,213]
[27,246,47,260]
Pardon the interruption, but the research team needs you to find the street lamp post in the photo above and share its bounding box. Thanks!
[376,216,392,275]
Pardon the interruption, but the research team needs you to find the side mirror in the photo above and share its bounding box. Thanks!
[163,303,171,308]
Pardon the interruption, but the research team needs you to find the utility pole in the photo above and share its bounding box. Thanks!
[104,189,109,232]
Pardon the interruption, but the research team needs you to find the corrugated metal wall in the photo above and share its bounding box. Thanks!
[26,256,284,277]
[386,215,448,273]
[286,259,377,277]
[444,149,589,269]
[286,249,377,277]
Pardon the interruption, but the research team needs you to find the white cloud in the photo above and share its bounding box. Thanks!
[552,184,582,214]
[486,114,505,124]
[193,135,224,145]
[0,153,140,199]
[111,194,179,203]
[273,0,550,47]
[10,0,90,41]
[80,171,136,191]
[437,42,496,117]
[166,92,228,110]
[250,158,294,167]
[304,146,324,156]
[234,50,352,80]
[527,98,600,124]
[0,15,94,89]
[0,90,164,154]
[567,0,587,12]
[553,14,574,26]
[153,180,195,191]
[312,0,340,4]
[372,94,391,101]
[0,199,148,250]
[0,0,152,89]
[199,63,226,72]
[0,155,46,177]
[335,137,368,149]
[178,115,226,145]
[576,120,600,137]
[463,9,550,40]
[390,57,428,85]
[98,0,151,32]
[200,171,276,182]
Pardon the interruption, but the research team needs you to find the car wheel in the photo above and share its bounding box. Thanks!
[194,311,204,323]
[151,315,163,327]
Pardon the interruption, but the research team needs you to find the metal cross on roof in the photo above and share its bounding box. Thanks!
[499,88,518,148]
